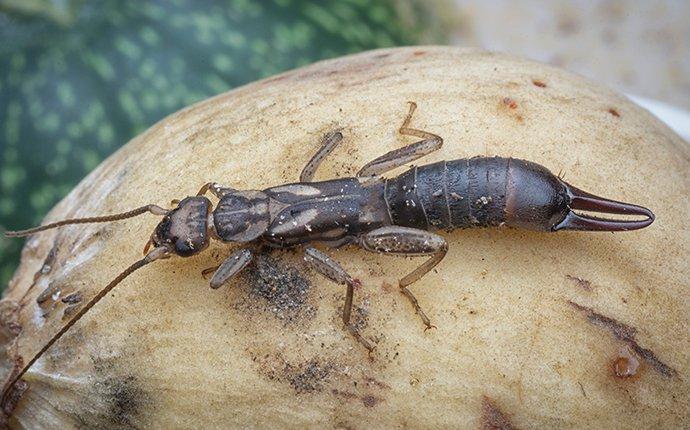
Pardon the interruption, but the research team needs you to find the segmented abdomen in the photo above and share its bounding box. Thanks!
[384,157,510,230]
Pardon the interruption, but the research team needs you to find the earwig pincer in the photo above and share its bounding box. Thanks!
[3,102,654,395]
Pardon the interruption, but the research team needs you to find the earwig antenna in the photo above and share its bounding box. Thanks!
[1,246,170,406]
[4,204,170,238]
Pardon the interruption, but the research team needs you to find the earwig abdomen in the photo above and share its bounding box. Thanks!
[504,159,569,231]
[387,157,512,231]
[385,157,570,232]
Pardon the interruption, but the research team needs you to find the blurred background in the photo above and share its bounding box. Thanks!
[0,0,688,290]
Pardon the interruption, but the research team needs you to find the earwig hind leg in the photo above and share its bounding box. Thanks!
[359,226,448,330]
[299,131,344,182]
[303,247,375,352]
[208,248,253,289]
[357,102,443,177]
[197,182,236,199]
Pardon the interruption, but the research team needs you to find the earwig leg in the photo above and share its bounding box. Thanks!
[357,102,443,177]
[197,182,236,199]
[208,248,253,289]
[304,247,375,352]
[299,131,344,182]
[359,226,448,330]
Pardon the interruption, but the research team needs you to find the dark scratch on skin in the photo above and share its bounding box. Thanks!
[1,380,27,422]
[0,299,22,337]
[62,303,81,320]
[608,108,621,117]
[61,291,83,305]
[565,275,592,292]
[0,342,25,423]
[361,394,381,408]
[363,376,390,390]
[568,301,678,378]
[332,389,358,400]
[532,79,547,88]
[17,239,61,306]
[36,281,61,305]
[577,381,587,398]
[33,241,59,282]
[481,396,517,430]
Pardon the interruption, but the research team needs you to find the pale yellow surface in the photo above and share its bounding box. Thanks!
[1,47,688,429]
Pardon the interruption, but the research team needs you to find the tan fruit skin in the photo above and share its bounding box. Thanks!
[1,47,688,429]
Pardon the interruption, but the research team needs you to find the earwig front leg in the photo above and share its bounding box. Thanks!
[197,182,236,199]
[359,226,448,330]
[299,131,344,182]
[357,102,443,177]
[303,247,375,352]
[208,248,253,289]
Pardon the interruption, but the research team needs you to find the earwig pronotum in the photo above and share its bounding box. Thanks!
[2,102,654,403]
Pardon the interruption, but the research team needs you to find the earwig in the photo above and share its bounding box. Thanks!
[2,102,654,402]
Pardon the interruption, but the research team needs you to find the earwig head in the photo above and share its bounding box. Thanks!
[150,196,212,257]
[211,190,270,242]
[505,159,654,232]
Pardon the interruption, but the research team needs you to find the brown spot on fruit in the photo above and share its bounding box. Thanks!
[481,396,517,430]
[613,346,641,379]
[502,97,518,109]
[413,50,426,56]
[532,80,547,88]
[568,301,678,378]
[608,108,620,117]
[499,97,523,123]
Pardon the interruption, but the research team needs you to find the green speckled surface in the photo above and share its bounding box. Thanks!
[0,0,444,289]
